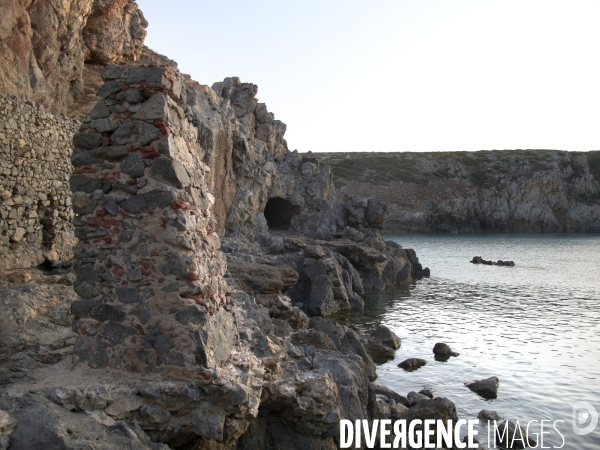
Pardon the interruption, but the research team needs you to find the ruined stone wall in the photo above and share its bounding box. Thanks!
[70,65,232,376]
[0,94,79,271]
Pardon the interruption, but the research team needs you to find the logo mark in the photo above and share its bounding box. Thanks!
[572,401,598,436]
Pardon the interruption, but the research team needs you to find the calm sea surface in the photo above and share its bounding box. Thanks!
[336,234,600,449]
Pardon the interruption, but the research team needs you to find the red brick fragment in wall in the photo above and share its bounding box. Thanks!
[170,200,191,210]
[87,217,103,227]
[185,272,199,281]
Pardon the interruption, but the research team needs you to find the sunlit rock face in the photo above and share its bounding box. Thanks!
[0,0,147,117]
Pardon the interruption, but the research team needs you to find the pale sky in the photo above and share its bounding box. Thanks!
[139,0,600,153]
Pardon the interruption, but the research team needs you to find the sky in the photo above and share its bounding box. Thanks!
[138,0,600,153]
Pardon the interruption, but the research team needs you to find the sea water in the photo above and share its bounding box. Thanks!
[337,234,600,449]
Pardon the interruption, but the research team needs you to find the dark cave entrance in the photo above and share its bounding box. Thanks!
[264,197,296,231]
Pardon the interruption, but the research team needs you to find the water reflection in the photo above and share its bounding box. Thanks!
[335,234,600,450]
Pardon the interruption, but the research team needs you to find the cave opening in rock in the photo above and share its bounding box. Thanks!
[264,197,296,231]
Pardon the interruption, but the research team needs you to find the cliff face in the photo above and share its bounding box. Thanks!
[0,0,147,117]
[319,150,600,233]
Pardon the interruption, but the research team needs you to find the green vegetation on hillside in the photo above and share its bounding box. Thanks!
[315,149,575,188]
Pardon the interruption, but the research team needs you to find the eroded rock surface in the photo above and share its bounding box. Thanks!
[0,0,147,116]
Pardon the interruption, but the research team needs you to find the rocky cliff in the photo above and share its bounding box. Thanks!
[319,150,600,233]
[0,2,448,447]
[0,0,147,118]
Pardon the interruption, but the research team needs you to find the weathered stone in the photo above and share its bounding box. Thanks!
[73,132,102,149]
[101,64,126,80]
[89,100,110,119]
[132,94,168,120]
[132,304,151,324]
[73,336,109,368]
[0,395,167,450]
[120,195,146,213]
[144,329,173,352]
[308,275,335,316]
[122,88,145,104]
[115,286,142,304]
[174,305,207,325]
[125,67,168,86]
[149,156,190,188]
[369,325,401,349]
[91,146,129,160]
[71,299,126,322]
[104,395,144,418]
[90,117,119,133]
[70,175,103,193]
[110,120,161,146]
[97,80,123,98]
[99,197,118,216]
[121,153,146,178]
[72,195,98,215]
[104,322,138,345]
[143,188,175,208]
[71,148,102,167]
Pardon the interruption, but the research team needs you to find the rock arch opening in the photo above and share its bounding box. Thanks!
[264,197,296,231]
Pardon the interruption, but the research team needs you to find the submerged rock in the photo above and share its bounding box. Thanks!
[465,376,500,399]
[471,256,515,266]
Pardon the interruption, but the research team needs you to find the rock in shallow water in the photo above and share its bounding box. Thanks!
[369,325,401,350]
[478,409,502,421]
[433,342,459,360]
[397,358,427,371]
[465,376,500,399]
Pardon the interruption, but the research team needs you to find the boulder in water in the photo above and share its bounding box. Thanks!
[465,376,499,399]
[433,342,459,359]
[398,358,427,371]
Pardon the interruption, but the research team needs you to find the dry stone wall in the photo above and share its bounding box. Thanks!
[0,94,79,271]
[70,64,232,376]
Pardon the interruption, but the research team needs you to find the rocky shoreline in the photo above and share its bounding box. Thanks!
[0,1,537,449]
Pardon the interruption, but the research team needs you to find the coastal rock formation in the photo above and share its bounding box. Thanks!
[0,63,444,449]
[0,2,447,448]
[0,0,147,117]
[319,150,600,233]
[466,376,500,399]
